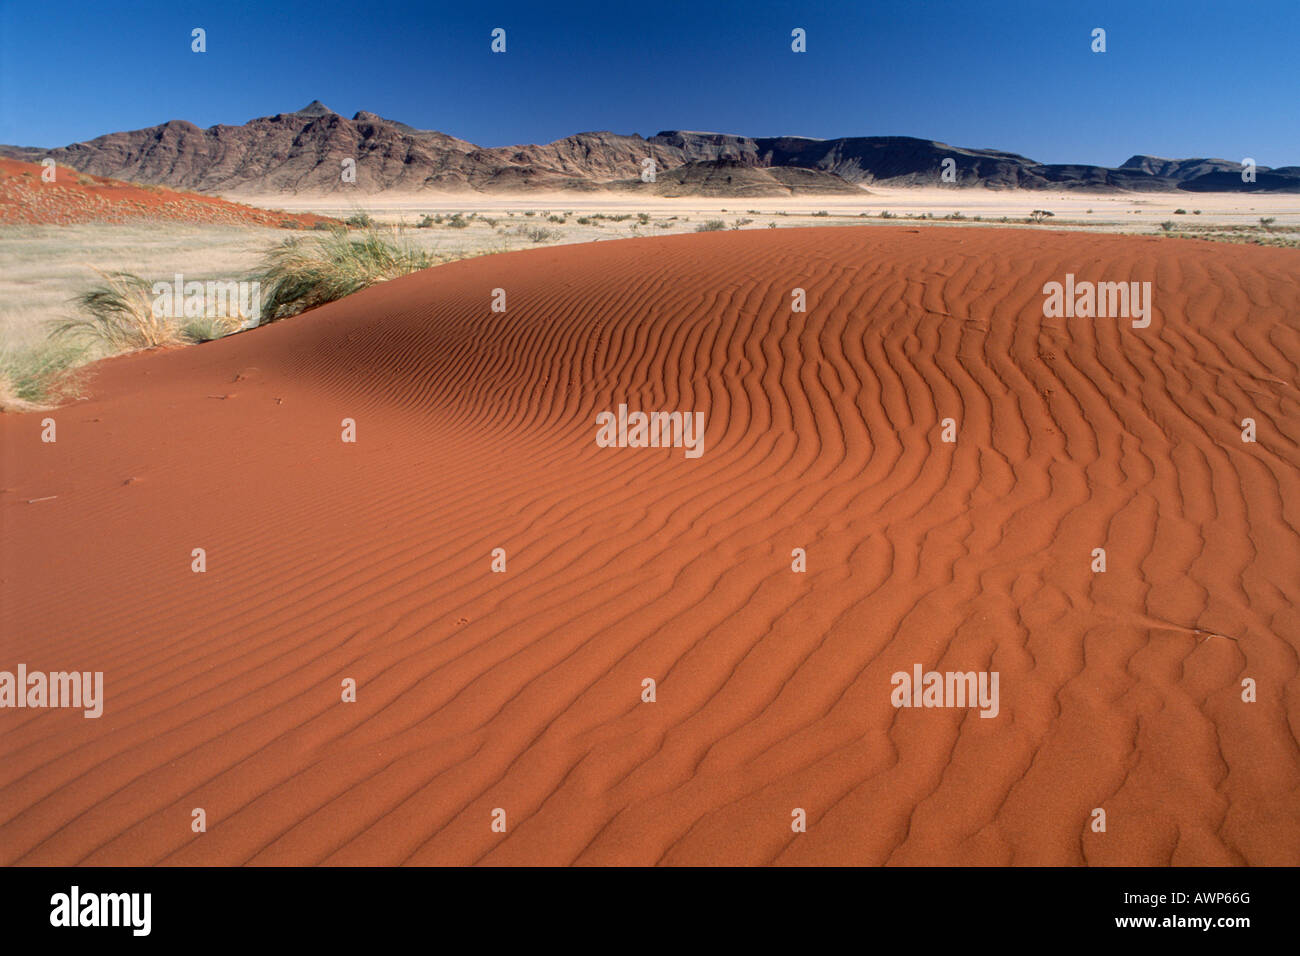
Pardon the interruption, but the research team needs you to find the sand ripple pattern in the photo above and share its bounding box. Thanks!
[1,227,1297,865]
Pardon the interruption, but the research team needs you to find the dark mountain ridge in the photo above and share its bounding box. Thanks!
[3,102,1294,195]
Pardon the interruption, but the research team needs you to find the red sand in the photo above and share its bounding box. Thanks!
[0,158,336,228]
[1,227,1298,865]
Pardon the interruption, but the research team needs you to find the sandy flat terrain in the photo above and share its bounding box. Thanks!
[247,185,1300,228]
[1,226,1297,865]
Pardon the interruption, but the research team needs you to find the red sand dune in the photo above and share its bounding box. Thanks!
[0,158,336,228]
[1,227,1298,865]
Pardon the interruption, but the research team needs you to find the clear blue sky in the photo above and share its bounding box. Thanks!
[1,0,1296,166]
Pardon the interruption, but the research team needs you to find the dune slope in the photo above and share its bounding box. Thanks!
[1,227,1298,865]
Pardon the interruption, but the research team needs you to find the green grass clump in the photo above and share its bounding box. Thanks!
[695,219,726,232]
[180,314,242,344]
[257,228,436,322]
[0,341,87,410]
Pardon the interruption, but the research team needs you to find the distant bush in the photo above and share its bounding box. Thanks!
[1174,208,1188,215]
[1259,217,1276,228]
[811,210,830,217]
[695,220,726,232]
[518,226,558,243]
[417,215,435,228]
[1029,209,1054,223]
[446,213,469,228]
[345,212,374,228]
[879,210,895,219]
[1160,220,1176,231]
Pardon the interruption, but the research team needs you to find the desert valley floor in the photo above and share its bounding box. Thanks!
[1,226,1298,865]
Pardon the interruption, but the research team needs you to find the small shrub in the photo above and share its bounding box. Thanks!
[417,215,435,228]
[519,226,558,242]
[1174,208,1187,215]
[1029,209,1054,223]
[811,210,830,217]
[695,220,726,232]
[345,212,374,228]
[1160,220,1176,231]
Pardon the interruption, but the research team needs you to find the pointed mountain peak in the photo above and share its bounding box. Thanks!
[293,100,335,116]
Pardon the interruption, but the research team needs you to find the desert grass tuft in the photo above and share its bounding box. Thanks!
[257,227,436,322]
[52,269,181,351]
[180,314,243,344]
[0,340,88,411]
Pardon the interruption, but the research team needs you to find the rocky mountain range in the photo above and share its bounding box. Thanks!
[4,101,1296,196]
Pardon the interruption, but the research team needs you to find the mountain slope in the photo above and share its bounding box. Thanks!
[3,103,1296,195]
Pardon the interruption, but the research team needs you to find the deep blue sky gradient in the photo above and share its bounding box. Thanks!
[1,0,1296,166]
